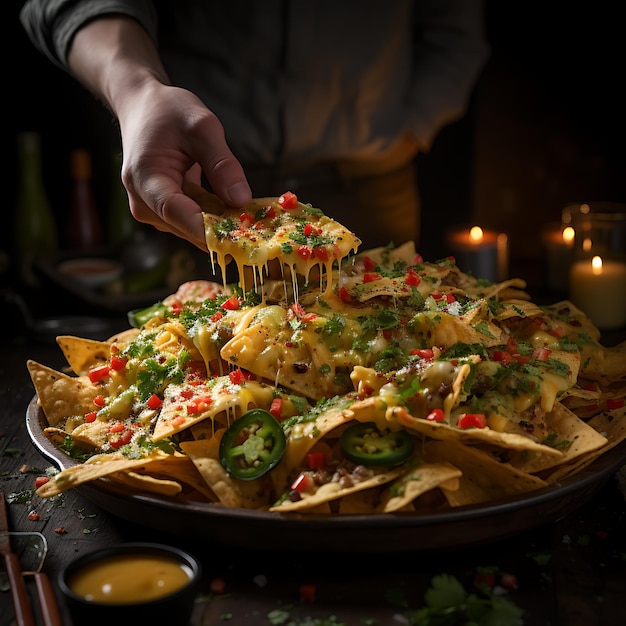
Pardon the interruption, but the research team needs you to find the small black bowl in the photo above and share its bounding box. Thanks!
[58,543,201,626]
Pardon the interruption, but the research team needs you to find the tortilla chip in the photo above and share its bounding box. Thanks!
[180,436,268,508]
[377,459,463,513]
[425,440,549,506]
[506,403,608,474]
[27,360,100,428]
[56,336,111,375]
[270,466,404,512]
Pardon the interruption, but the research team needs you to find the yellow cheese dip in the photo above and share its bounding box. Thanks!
[69,554,193,604]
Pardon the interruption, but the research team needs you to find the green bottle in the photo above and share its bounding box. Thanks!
[14,132,58,286]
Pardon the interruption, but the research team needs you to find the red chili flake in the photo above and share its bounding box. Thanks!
[299,583,317,602]
[27,511,40,521]
[35,476,49,489]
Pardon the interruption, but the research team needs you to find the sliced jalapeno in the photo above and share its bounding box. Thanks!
[127,301,169,328]
[219,409,286,480]
[340,422,414,467]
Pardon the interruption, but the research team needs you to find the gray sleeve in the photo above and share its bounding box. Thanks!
[408,0,490,150]
[19,0,159,70]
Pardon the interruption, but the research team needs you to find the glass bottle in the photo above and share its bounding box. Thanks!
[66,148,104,251]
[13,131,58,286]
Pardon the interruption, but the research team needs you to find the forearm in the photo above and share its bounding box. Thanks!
[67,15,169,118]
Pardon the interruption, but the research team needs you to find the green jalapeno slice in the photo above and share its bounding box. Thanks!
[340,422,414,467]
[127,302,169,328]
[219,409,286,480]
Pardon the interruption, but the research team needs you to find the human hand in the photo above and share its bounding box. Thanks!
[116,82,251,250]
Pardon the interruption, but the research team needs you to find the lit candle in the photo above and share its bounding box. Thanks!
[541,223,575,292]
[446,226,508,282]
[569,255,626,329]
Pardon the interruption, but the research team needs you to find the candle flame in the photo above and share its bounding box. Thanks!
[469,226,484,243]
[591,255,603,275]
[562,226,575,244]
[583,237,593,252]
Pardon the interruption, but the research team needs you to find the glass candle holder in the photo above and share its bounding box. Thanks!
[568,203,626,330]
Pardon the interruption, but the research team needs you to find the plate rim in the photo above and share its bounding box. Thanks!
[26,395,626,549]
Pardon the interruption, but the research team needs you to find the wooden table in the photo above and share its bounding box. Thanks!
[2,329,626,626]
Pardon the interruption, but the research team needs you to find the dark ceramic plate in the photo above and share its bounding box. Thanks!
[26,396,626,553]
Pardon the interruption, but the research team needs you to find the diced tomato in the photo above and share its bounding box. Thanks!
[269,398,283,419]
[278,191,298,209]
[221,296,240,310]
[532,347,552,361]
[607,398,625,410]
[306,451,327,470]
[93,394,106,407]
[303,223,315,237]
[297,245,313,260]
[85,411,97,423]
[186,395,212,415]
[290,472,315,492]
[382,329,392,341]
[405,269,421,286]
[457,413,487,429]
[35,476,49,489]
[229,368,253,385]
[147,394,162,409]
[264,206,276,219]
[27,511,40,521]
[302,312,318,322]
[492,350,512,366]
[362,256,376,272]
[505,337,519,355]
[512,353,530,364]
[363,272,382,283]
[108,422,125,433]
[110,355,128,371]
[211,311,224,323]
[338,286,352,302]
[549,325,567,338]
[289,302,306,319]
[170,301,183,315]
[239,211,255,227]
[110,429,133,448]
[426,408,445,422]
[312,246,329,262]
[88,365,111,383]
[445,292,456,304]
[412,253,424,265]
[411,348,434,359]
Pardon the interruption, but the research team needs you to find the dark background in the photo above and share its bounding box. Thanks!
[5,1,625,298]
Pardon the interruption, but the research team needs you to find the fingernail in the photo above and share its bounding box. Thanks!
[226,181,251,205]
